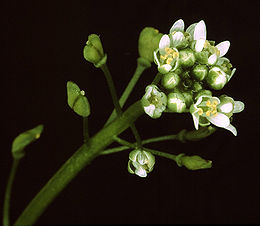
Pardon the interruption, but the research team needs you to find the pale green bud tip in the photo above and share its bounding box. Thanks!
[177,154,212,170]
[67,81,90,117]
[83,34,106,67]
[128,149,155,177]
[12,125,44,159]
[179,48,196,68]
[206,67,227,90]
[138,27,163,63]
[141,85,167,119]
[161,72,180,89]
[167,92,187,113]
[192,64,208,81]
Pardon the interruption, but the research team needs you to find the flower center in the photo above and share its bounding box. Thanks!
[198,99,219,117]
[160,47,179,65]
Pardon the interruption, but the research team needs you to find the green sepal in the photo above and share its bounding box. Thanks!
[12,124,44,159]
[67,81,90,117]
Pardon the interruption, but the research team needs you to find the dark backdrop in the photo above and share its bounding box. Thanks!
[2,0,259,224]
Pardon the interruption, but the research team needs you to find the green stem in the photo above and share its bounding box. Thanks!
[82,117,89,144]
[3,159,20,226]
[101,63,142,147]
[151,72,162,85]
[104,58,149,126]
[101,146,131,155]
[142,147,177,162]
[101,64,122,116]
[14,101,144,226]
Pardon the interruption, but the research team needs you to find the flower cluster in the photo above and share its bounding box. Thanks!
[142,19,244,135]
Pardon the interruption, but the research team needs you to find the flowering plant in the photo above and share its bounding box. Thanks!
[4,18,244,225]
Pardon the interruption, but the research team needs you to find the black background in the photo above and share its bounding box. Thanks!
[2,0,260,224]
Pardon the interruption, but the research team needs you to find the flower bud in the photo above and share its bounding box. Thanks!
[141,85,167,119]
[206,66,227,90]
[194,89,212,100]
[67,81,91,117]
[176,154,212,170]
[179,48,195,68]
[12,125,44,159]
[83,34,107,67]
[191,64,208,81]
[182,91,193,108]
[128,149,155,177]
[192,81,203,92]
[161,72,180,89]
[138,27,163,63]
[167,92,187,113]
[217,95,235,118]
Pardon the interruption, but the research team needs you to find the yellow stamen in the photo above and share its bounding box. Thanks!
[198,108,203,115]
[166,57,173,64]
[206,100,211,107]
[206,111,211,117]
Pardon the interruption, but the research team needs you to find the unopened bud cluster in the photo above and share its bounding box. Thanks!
[142,19,245,135]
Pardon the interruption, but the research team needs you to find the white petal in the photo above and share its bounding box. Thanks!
[208,54,217,65]
[153,49,160,65]
[135,167,147,177]
[233,101,245,113]
[159,35,170,53]
[158,64,172,74]
[207,113,230,128]
[227,68,236,81]
[170,19,185,33]
[216,41,230,57]
[144,105,156,118]
[219,103,233,114]
[224,124,237,136]
[191,112,200,130]
[193,20,206,40]
[171,31,184,47]
[195,39,206,52]
[186,22,197,38]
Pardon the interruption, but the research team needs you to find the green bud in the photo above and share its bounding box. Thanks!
[191,64,208,81]
[182,91,193,108]
[176,154,212,170]
[67,81,90,117]
[161,72,180,89]
[206,66,227,90]
[128,149,155,177]
[217,95,235,118]
[194,89,212,100]
[83,34,107,67]
[192,81,203,92]
[12,125,44,159]
[138,27,163,63]
[167,92,187,113]
[179,48,196,68]
[194,51,209,65]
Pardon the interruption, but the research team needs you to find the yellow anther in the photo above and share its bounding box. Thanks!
[198,108,203,115]
[206,111,211,117]
[172,52,179,58]
[166,57,173,64]
[206,100,212,107]
[165,47,172,53]
[212,100,219,106]
[160,55,166,60]
[211,110,217,115]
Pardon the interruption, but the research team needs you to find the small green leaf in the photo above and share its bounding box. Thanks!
[12,124,44,159]
[67,81,90,117]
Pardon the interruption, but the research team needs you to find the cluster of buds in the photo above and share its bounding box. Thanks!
[142,19,245,135]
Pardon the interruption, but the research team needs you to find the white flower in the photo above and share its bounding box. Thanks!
[128,150,155,178]
[141,85,167,119]
[154,35,180,74]
[191,20,230,65]
[190,95,245,136]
